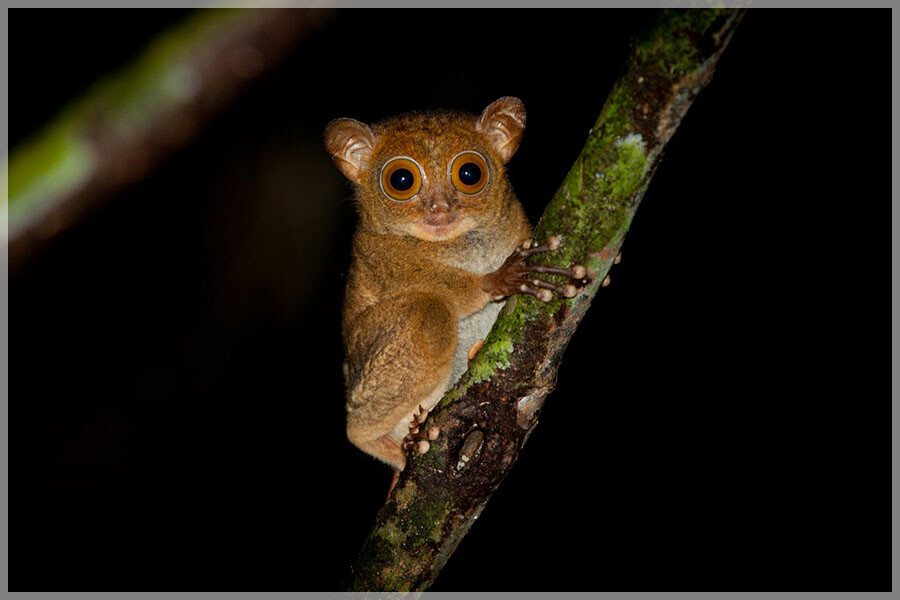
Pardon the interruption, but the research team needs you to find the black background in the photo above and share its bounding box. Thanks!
[12,9,884,590]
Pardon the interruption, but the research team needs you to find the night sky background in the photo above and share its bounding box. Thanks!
[12,9,884,590]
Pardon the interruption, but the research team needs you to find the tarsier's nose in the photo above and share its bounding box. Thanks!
[426,194,452,213]
[423,194,456,225]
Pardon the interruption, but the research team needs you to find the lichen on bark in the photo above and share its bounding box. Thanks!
[346,9,745,592]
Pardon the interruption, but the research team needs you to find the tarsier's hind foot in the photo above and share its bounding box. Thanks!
[485,235,590,302]
[384,406,442,501]
[401,404,441,455]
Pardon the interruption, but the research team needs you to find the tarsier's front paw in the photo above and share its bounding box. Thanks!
[482,235,590,302]
[401,404,440,455]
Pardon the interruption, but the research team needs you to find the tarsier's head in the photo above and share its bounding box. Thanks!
[325,97,526,242]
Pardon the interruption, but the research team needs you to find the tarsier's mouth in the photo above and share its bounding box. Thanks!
[413,217,465,241]
[422,211,457,227]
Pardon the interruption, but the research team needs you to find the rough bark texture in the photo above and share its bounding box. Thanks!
[345,9,745,592]
[7,8,332,274]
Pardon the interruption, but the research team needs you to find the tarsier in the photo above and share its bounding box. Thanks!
[325,97,588,483]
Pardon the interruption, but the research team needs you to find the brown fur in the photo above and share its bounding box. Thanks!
[326,98,532,470]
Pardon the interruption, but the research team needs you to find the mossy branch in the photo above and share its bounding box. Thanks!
[345,8,745,592]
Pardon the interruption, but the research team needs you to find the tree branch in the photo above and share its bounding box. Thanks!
[345,8,745,592]
[6,8,332,274]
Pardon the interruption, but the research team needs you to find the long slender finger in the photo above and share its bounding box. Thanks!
[529,278,577,298]
[519,235,562,259]
[525,264,587,279]
[519,283,553,302]
[517,235,561,258]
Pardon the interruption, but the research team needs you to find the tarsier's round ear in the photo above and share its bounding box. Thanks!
[476,97,526,164]
[324,118,378,184]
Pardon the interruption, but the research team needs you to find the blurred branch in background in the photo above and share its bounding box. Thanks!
[5,7,333,274]
[347,9,744,591]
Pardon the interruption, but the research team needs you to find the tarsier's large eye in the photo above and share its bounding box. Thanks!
[380,157,422,201]
[449,151,489,195]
